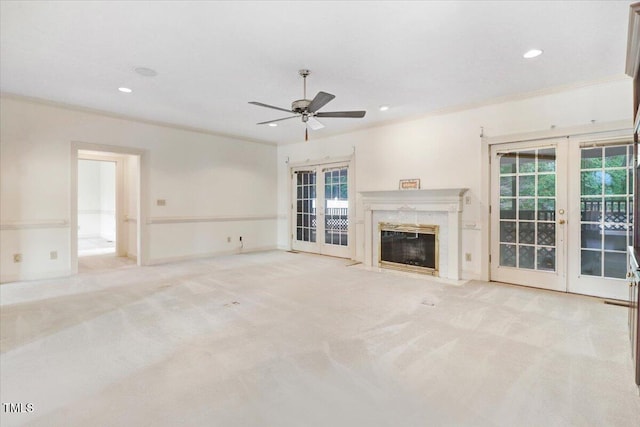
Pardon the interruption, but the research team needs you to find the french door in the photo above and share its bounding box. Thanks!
[567,141,634,299]
[491,140,568,292]
[291,162,351,258]
[490,137,634,300]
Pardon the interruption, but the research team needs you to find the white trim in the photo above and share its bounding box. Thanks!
[480,135,491,281]
[147,215,279,224]
[485,120,632,146]
[359,188,467,205]
[4,77,630,147]
[1,93,276,147]
[73,141,146,157]
[626,2,640,77]
[281,76,630,146]
[1,269,72,284]
[461,270,482,281]
[78,209,116,215]
[0,220,69,230]
[575,132,634,147]
[288,155,354,169]
[146,246,278,265]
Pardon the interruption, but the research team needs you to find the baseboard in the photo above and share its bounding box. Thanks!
[1,269,72,284]
[461,270,482,281]
[145,245,278,265]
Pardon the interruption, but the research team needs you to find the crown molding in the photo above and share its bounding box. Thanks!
[0,92,277,147]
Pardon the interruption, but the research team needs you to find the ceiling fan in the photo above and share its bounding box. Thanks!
[249,69,366,141]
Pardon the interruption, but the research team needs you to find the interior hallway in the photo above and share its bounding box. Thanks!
[1,251,639,426]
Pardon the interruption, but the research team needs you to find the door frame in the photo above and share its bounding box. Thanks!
[481,120,633,291]
[288,155,355,259]
[489,138,569,292]
[70,141,146,273]
[566,133,635,300]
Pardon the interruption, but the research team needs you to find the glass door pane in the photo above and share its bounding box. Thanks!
[491,139,567,293]
[295,170,316,243]
[580,145,633,279]
[498,148,557,272]
[324,167,348,247]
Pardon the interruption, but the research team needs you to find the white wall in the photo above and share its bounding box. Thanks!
[98,160,116,242]
[1,78,631,283]
[77,160,102,238]
[0,96,278,282]
[77,159,116,241]
[276,78,634,280]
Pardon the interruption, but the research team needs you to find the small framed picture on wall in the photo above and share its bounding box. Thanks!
[399,179,420,190]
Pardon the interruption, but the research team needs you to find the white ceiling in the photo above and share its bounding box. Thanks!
[0,1,631,145]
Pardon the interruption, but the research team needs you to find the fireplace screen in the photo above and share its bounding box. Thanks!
[379,223,439,275]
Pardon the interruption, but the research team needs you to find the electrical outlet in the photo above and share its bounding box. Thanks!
[157,199,166,206]
[465,253,472,262]
[50,251,58,260]
[13,253,22,263]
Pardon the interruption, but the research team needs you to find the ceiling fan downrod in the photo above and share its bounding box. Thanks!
[299,69,310,100]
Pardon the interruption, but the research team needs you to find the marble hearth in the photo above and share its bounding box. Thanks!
[360,188,468,280]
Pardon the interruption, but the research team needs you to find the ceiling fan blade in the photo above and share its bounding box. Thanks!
[315,111,366,118]
[308,91,335,113]
[257,115,299,125]
[249,101,293,114]
[306,116,325,130]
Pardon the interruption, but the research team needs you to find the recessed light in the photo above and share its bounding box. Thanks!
[268,123,278,127]
[523,49,543,59]
[118,87,132,93]
[379,105,389,111]
[135,67,157,77]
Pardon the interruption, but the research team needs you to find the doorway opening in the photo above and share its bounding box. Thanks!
[72,145,142,273]
[78,159,116,257]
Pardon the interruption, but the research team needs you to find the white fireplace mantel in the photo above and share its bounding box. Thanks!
[360,188,468,280]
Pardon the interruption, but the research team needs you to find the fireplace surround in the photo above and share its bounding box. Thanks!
[360,188,468,280]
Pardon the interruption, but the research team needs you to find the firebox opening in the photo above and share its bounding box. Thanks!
[378,223,439,276]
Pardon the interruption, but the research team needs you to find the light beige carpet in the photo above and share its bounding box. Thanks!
[1,251,639,426]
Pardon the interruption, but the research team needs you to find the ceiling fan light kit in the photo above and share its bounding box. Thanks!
[249,69,366,141]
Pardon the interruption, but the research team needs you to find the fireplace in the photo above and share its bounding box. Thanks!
[379,223,439,275]
[360,188,467,280]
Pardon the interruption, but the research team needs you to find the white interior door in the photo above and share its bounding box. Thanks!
[490,140,568,292]
[291,163,351,258]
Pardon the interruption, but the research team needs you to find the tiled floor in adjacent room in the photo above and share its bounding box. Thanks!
[1,251,639,426]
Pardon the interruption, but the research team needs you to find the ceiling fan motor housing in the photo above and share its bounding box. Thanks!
[291,99,311,114]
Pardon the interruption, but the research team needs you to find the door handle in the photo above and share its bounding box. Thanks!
[558,219,566,225]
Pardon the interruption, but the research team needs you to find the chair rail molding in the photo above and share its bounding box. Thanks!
[1,219,69,230]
